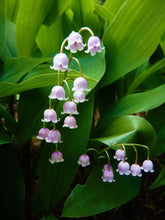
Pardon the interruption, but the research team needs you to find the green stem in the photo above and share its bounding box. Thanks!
[63,79,71,101]
[55,143,58,151]
[57,69,60,85]
[78,27,94,36]
[60,37,68,53]
[53,123,56,130]
[132,145,138,164]
[43,122,46,128]
[86,148,99,154]
[121,144,127,162]
[104,150,110,166]
[49,98,52,109]
[71,57,83,76]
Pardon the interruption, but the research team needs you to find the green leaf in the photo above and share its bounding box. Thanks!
[102,84,165,119]
[38,93,94,211]
[62,115,155,217]
[0,20,17,62]
[43,0,70,26]
[7,0,20,23]
[94,3,114,23]
[1,56,51,83]
[71,0,100,36]
[0,0,7,56]
[36,17,63,56]
[0,147,24,219]
[128,58,165,93]
[16,0,54,56]
[0,50,105,97]
[93,115,156,150]
[101,0,165,87]
[149,167,165,189]
[62,161,141,217]
[103,0,127,18]
[147,104,165,156]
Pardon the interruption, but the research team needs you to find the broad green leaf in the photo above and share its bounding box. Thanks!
[93,115,156,152]
[103,0,127,18]
[1,56,51,83]
[147,104,165,156]
[62,161,141,217]
[7,0,20,23]
[128,58,165,93]
[36,17,63,56]
[38,94,94,211]
[0,20,17,62]
[62,115,155,217]
[94,3,114,23]
[16,0,54,56]
[101,0,165,87]
[0,51,105,98]
[71,0,100,36]
[149,167,165,189]
[43,0,70,26]
[101,84,165,119]
[0,0,7,56]
[0,147,24,219]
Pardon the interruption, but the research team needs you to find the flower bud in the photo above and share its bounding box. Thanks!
[85,36,104,56]
[49,151,64,163]
[62,101,79,115]
[72,77,90,91]
[116,161,130,175]
[65,31,86,53]
[63,116,78,129]
[141,160,154,173]
[50,53,69,72]
[102,165,115,183]
[78,154,90,167]
[36,128,49,140]
[130,164,142,177]
[49,85,68,100]
[114,149,125,161]
[42,109,59,123]
[46,129,62,143]
[73,90,88,103]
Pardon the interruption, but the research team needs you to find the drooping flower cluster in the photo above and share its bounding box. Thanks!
[36,27,104,163]
[78,143,154,183]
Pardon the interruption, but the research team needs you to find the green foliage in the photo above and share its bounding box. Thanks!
[0,0,165,219]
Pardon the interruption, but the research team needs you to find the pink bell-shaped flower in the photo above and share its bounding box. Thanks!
[63,116,78,129]
[36,128,49,140]
[41,109,59,123]
[65,31,86,53]
[49,85,68,100]
[49,151,64,163]
[116,161,130,175]
[114,149,125,161]
[50,53,69,72]
[102,164,115,183]
[62,101,79,115]
[130,164,142,177]
[141,160,154,173]
[85,36,104,56]
[72,77,90,91]
[78,154,90,167]
[46,129,62,143]
[73,90,88,103]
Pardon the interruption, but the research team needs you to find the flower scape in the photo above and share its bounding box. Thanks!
[37,27,154,183]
